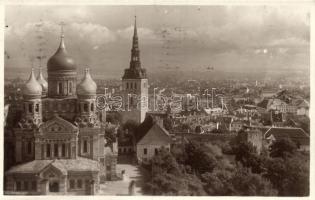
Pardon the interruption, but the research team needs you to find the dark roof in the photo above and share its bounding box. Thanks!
[264,127,309,145]
[122,68,147,79]
[137,123,172,145]
[6,157,99,175]
[257,99,269,109]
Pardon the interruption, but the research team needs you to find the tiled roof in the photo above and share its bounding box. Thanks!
[137,123,172,145]
[264,127,309,145]
[5,160,53,174]
[6,157,99,175]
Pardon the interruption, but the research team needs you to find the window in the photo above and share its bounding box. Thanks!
[84,103,88,112]
[143,148,147,155]
[28,104,33,113]
[54,144,58,157]
[126,82,129,89]
[35,104,39,112]
[61,143,66,157]
[46,144,51,157]
[106,165,111,171]
[24,181,29,191]
[27,141,32,154]
[69,81,72,94]
[69,179,75,189]
[83,140,88,153]
[155,148,158,156]
[134,83,137,90]
[49,181,59,192]
[58,83,62,95]
[31,181,37,191]
[16,181,21,191]
[91,103,94,112]
[77,179,82,189]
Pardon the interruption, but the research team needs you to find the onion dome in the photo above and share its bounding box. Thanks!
[47,34,76,72]
[36,67,48,92]
[77,68,97,96]
[23,68,42,96]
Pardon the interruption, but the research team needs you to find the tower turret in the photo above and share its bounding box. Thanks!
[121,16,149,123]
[75,68,98,127]
[47,24,77,98]
[21,68,42,127]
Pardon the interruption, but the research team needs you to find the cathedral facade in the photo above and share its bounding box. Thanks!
[4,30,115,195]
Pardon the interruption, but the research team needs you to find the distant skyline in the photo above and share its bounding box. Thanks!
[5,5,310,79]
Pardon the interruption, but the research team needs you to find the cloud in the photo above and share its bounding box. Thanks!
[69,22,116,46]
[50,6,93,23]
[117,26,161,44]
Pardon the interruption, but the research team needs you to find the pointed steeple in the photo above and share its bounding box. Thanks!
[122,16,147,79]
[133,15,138,39]
[59,22,66,50]
[130,15,141,69]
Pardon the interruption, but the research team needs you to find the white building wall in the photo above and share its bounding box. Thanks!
[136,144,171,163]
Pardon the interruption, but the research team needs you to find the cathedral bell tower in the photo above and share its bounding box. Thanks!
[121,16,149,123]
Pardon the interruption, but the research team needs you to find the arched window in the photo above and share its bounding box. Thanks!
[54,143,58,157]
[91,103,94,112]
[83,140,88,153]
[69,81,72,94]
[35,104,39,113]
[46,144,51,157]
[58,83,62,95]
[27,141,32,154]
[28,104,33,113]
[84,103,88,112]
[61,143,66,157]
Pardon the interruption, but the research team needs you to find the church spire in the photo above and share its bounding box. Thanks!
[59,21,66,50]
[130,15,141,69]
[133,15,138,38]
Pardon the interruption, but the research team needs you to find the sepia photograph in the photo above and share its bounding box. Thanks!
[2,1,311,197]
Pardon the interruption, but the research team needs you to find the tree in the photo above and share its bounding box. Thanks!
[144,148,206,195]
[106,112,122,124]
[201,166,277,196]
[269,138,297,158]
[263,153,309,196]
[185,141,218,175]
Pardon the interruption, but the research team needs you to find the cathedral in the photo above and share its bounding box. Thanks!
[4,25,116,195]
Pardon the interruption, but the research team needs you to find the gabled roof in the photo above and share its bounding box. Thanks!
[39,115,78,133]
[264,127,309,145]
[291,99,309,108]
[5,157,99,175]
[137,123,172,145]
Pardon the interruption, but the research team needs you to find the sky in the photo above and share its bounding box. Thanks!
[4,5,310,79]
